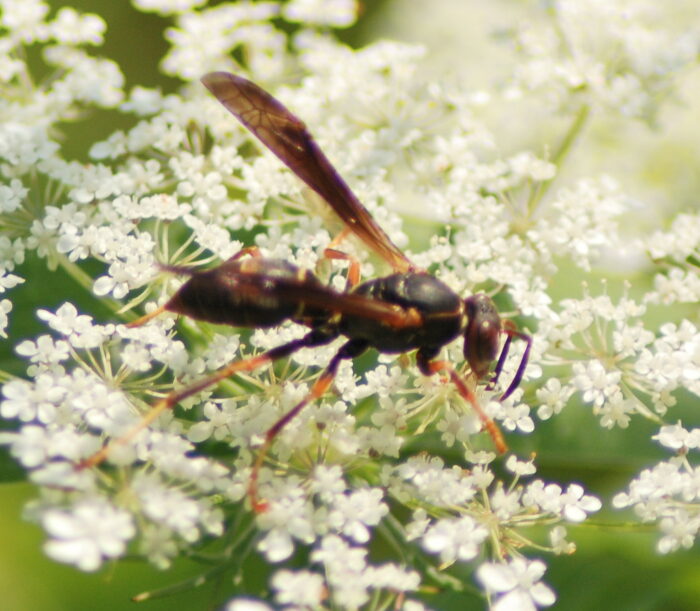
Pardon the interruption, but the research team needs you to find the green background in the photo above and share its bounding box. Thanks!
[1,1,699,609]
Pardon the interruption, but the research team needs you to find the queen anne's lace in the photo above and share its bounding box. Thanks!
[1,1,699,609]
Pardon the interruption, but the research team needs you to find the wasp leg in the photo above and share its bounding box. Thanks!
[127,304,168,328]
[227,246,262,261]
[417,349,507,454]
[79,328,337,470]
[327,227,351,251]
[322,227,361,289]
[323,247,361,289]
[249,338,368,512]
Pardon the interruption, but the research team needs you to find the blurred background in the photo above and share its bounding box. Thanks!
[1,1,699,609]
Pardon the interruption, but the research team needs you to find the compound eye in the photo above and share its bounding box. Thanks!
[463,294,502,379]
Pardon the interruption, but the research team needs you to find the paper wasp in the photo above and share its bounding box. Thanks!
[83,72,531,510]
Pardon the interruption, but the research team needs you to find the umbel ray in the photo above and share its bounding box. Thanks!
[82,72,532,510]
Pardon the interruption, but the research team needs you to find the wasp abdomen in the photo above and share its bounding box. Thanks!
[165,259,322,328]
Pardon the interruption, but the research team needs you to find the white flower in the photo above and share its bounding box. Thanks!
[326,488,388,543]
[133,472,219,542]
[3,2,699,606]
[1,375,66,423]
[133,0,207,17]
[256,488,316,562]
[138,525,179,570]
[37,303,114,349]
[0,0,49,39]
[395,455,479,506]
[523,481,601,522]
[356,423,403,457]
[357,364,409,399]
[613,446,700,552]
[311,464,346,503]
[0,178,28,213]
[653,422,700,451]
[657,509,700,554]
[48,7,105,45]
[572,360,622,408]
[42,498,135,571]
[119,86,165,115]
[224,599,273,611]
[201,333,241,369]
[0,298,13,338]
[491,486,524,521]
[477,558,556,611]
[500,401,535,434]
[364,562,421,593]
[283,0,358,27]
[272,569,325,607]
[549,526,576,555]
[310,534,371,608]
[647,213,700,261]
[2,424,99,468]
[437,407,480,446]
[595,390,635,429]
[506,455,537,477]
[16,334,70,366]
[421,515,488,564]
[0,269,25,292]
[559,484,602,523]
[535,378,573,420]
[185,401,229,442]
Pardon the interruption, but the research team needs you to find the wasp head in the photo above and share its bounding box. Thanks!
[463,293,502,380]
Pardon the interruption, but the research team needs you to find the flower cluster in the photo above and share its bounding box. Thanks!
[646,212,700,305]
[505,0,698,122]
[1,0,699,609]
[614,423,700,554]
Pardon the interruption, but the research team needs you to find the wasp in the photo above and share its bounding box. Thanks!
[83,72,531,510]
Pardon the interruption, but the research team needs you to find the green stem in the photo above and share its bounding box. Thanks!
[527,104,591,214]
[57,256,126,319]
[56,256,94,292]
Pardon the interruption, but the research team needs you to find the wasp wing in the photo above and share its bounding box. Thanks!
[269,279,420,328]
[164,262,419,330]
[201,71,413,273]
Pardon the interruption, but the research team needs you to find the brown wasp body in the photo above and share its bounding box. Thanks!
[84,72,531,510]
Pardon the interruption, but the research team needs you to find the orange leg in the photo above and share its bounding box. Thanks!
[228,246,262,261]
[249,338,367,511]
[127,304,168,328]
[323,227,361,289]
[323,248,361,289]
[420,353,507,454]
[79,330,336,470]
[435,359,507,454]
[327,227,352,251]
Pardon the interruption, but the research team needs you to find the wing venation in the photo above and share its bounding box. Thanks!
[201,71,413,272]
